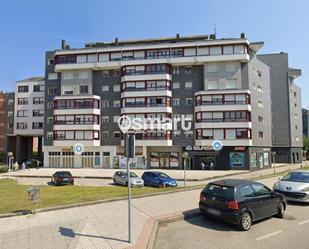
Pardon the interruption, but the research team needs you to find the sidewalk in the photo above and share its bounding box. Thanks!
[0,163,304,249]
[0,162,295,181]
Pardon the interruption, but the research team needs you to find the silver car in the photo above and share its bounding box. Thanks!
[113,171,144,187]
[273,170,309,203]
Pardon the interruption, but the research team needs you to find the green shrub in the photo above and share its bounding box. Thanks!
[0,165,8,173]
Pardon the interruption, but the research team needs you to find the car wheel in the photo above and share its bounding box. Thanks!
[239,212,252,231]
[113,179,117,185]
[276,202,285,218]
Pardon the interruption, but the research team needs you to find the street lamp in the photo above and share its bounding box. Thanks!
[182,152,189,188]
[271,152,276,174]
[7,152,13,179]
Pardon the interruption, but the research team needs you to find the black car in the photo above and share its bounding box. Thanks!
[199,179,287,231]
[51,171,74,186]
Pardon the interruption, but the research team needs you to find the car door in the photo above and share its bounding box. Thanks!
[238,184,262,221]
[251,183,278,218]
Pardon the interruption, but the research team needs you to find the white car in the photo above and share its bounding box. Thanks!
[113,171,144,187]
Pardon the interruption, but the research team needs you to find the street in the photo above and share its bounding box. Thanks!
[154,177,309,249]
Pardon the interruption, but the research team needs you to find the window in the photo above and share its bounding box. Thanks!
[223,45,233,55]
[17,122,27,130]
[47,132,53,139]
[33,110,44,117]
[102,70,109,77]
[7,111,13,117]
[225,63,236,72]
[172,67,180,74]
[78,71,89,79]
[48,73,58,80]
[102,85,109,92]
[259,131,264,138]
[32,122,43,129]
[102,131,109,138]
[203,129,213,139]
[184,130,193,137]
[48,102,54,109]
[234,45,245,54]
[258,116,263,122]
[258,101,263,108]
[257,85,262,92]
[113,116,120,123]
[251,183,271,197]
[185,67,192,74]
[113,85,120,92]
[208,79,219,90]
[173,82,180,89]
[257,70,262,77]
[33,85,44,92]
[8,99,14,105]
[33,97,44,104]
[226,129,236,139]
[209,46,221,55]
[214,129,224,139]
[240,185,255,198]
[48,88,58,95]
[185,82,192,89]
[102,116,109,123]
[113,100,120,108]
[62,71,74,80]
[7,123,13,129]
[293,91,297,97]
[207,63,217,73]
[17,98,28,105]
[18,85,29,93]
[47,117,53,124]
[79,85,89,94]
[113,132,121,138]
[113,70,120,77]
[87,54,97,63]
[102,101,109,108]
[173,98,180,106]
[186,98,193,105]
[173,130,181,137]
[17,110,28,117]
[226,79,237,89]
[48,59,54,65]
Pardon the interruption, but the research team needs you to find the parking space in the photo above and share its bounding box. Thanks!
[154,202,309,249]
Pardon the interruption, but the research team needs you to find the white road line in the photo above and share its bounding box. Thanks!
[298,219,309,226]
[256,231,282,241]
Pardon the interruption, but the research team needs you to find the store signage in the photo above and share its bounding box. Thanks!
[185,145,213,151]
[234,147,246,151]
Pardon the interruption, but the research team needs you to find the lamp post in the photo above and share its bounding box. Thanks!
[303,150,307,168]
[182,152,189,188]
[7,152,13,179]
[271,152,276,174]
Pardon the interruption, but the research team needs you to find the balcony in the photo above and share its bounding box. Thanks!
[121,131,173,146]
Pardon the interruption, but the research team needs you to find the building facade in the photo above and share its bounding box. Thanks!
[303,108,309,138]
[4,78,45,163]
[258,54,303,163]
[42,34,302,170]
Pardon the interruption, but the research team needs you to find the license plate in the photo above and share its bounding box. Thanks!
[207,208,221,216]
[63,178,69,181]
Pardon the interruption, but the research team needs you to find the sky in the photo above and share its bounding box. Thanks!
[0,0,308,107]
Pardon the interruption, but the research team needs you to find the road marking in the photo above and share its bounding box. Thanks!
[298,219,309,226]
[256,231,282,241]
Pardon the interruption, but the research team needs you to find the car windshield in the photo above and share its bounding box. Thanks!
[156,173,169,179]
[56,172,71,177]
[281,172,309,183]
[124,172,138,178]
[203,184,234,200]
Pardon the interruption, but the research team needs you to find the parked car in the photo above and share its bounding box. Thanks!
[51,171,74,186]
[113,171,144,187]
[199,179,286,231]
[142,171,177,188]
[273,170,309,203]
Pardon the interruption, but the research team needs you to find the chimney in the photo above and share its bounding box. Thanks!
[115,38,119,45]
[176,33,180,40]
[240,32,246,39]
[61,39,66,50]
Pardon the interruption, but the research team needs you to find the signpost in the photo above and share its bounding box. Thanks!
[124,133,135,243]
[182,152,189,188]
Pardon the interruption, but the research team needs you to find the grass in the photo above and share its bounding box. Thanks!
[0,179,174,214]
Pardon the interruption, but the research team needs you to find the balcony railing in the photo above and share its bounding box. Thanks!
[196,118,250,122]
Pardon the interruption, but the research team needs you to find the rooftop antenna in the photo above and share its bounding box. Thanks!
[214,23,217,37]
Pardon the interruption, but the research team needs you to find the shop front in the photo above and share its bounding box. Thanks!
[147,146,182,169]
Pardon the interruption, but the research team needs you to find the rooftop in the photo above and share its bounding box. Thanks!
[17,77,45,83]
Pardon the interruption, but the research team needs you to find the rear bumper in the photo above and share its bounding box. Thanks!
[199,202,240,225]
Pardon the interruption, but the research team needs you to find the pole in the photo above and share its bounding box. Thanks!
[127,156,131,243]
[8,157,11,179]
[184,158,186,188]
[273,155,276,174]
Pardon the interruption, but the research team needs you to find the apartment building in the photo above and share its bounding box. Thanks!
[258,54,303,163]
[42,34,286,170]
[303,108,309,138]
[3,77,45,162]
[0,93,6,157]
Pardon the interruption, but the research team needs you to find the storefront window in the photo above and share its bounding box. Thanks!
[229,152,245,168]
[263,152,269,166]
[250,153,257,168]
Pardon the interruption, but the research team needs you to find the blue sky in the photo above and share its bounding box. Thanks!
[0,0,308,107]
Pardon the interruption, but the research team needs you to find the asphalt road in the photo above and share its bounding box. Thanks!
[154,177,309,249]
